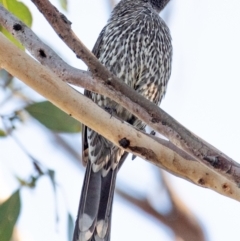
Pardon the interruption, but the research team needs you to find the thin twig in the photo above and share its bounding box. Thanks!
[117,173,206,241]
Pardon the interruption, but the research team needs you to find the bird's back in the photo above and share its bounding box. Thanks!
[74,1,172,241]
[93,0,172,111]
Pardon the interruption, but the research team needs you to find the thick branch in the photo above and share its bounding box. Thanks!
[1,2,240,184]
[25,1,240,184]
[0,33,239,202]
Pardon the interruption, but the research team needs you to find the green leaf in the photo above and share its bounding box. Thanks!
[0,0,32,26]
[0,0,32,49]
[0,28,24,49]
[59,0,68,11]
[0,129,6,137]
[67,213,74,241]
[0,190,21,241]
[25,101,81,133]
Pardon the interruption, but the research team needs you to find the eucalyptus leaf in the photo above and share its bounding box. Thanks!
[0,0,32,49]
[0,129,6,137]
[59,0,68,11]
[25,101,81,133]
[0,190,21,241]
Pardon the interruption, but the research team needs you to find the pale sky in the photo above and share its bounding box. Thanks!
[1,0,240,241]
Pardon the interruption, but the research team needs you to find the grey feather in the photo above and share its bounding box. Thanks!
[74,0,172,240]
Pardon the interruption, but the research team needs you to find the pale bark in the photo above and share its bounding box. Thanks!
[8,1,240,185]
[0,33,239,202]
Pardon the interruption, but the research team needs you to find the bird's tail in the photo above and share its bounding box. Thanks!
[73,160,118,241]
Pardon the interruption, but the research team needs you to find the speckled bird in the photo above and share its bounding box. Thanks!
[73,0,172,240]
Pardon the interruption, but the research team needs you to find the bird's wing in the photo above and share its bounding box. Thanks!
[78,25,128,241]
[92,27,107,58]
[82,26,107,166]
[82,27,106,166]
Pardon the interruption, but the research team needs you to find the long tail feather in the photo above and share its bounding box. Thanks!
[73,157,123,241]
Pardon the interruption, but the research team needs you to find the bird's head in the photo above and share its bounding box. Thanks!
[149,0,170,12]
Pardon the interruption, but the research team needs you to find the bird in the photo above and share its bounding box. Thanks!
[73,0,172,240]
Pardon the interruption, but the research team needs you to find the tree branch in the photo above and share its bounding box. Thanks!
[25,0,240,185]
[0,33,240,202]
[1,2,240,185]
[117,172,206,241]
